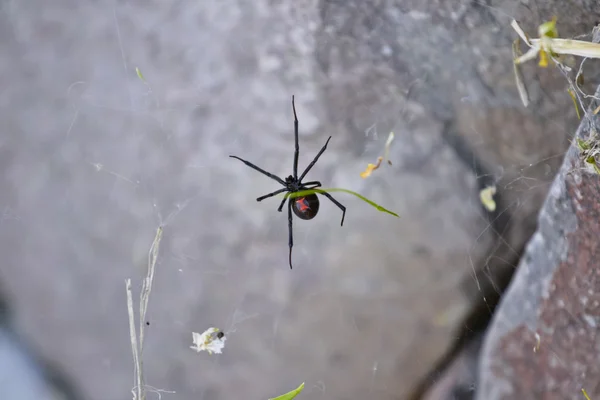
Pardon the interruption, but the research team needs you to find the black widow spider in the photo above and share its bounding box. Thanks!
[230,95,346,269]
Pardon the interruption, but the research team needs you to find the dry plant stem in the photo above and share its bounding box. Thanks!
[126,226,164,400]
[511,20,600,63]
[126,279,143,400]
[529,38,600,58]
[512,39,530,107]
[573,60,600,104]
[573,28,600,103]
[554,60,590,119]
[140,226,163,350]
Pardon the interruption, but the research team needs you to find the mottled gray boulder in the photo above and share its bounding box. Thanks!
[0,1,598,400]
[477,92,600,399]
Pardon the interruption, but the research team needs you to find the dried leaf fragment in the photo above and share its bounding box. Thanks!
[479,186,497,212]
[361,131,395,178]
[360,157,383,178]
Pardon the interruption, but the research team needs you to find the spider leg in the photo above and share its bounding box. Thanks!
[292,95,299,180]
[287,197,294,269]
[300,181,322,189]
[277,192,290,212]
[256,188,288,202]
[229,155,286,185]
[318,191,346,226]
[298,136,332,182]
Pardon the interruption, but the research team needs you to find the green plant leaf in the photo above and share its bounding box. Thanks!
[286,188,400,218]
[135,67,146,83]
[268,382,305,400]
[582,388,591,400]
[584,156,600,174]
[576,138,590,150]
[567,88,581,119]
[538,16,558,38]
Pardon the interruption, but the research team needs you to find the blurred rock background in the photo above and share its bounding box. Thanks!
[0,1,598,399]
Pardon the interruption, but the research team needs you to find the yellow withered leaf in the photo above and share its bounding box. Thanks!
[479,186,497,212]
[360,157,383,178]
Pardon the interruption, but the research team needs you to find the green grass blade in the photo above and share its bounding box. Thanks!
[287,188,400,218]
[135,67,146,83]
[582,388,591,400]
[269,382,305,400]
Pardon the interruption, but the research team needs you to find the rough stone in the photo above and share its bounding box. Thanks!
[477,89,600,399]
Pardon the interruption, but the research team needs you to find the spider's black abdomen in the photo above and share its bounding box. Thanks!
[291,193,319,220]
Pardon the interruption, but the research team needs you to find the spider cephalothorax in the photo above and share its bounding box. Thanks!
[230,95,345,268]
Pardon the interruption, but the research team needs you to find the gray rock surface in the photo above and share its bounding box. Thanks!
[0,1,597,399]
[477,91,600,399]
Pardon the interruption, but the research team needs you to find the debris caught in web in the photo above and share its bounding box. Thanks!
[135,67,147,83]
[190,327,226,355]
[533,332,541,352]
[582,388,591,400]
[361,156,384,179]
[479,185,497,212]
[288,188,399,218]
[361,131,395,178]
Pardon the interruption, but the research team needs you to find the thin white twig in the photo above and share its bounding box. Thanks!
[511,20,531,45]
[126,279,143,400]
[140,226,163,350]
[512,39,530,107]
[126,226,164,400]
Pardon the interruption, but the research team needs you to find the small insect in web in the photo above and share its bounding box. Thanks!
[190,327,226,355]
[230,95,346,269]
